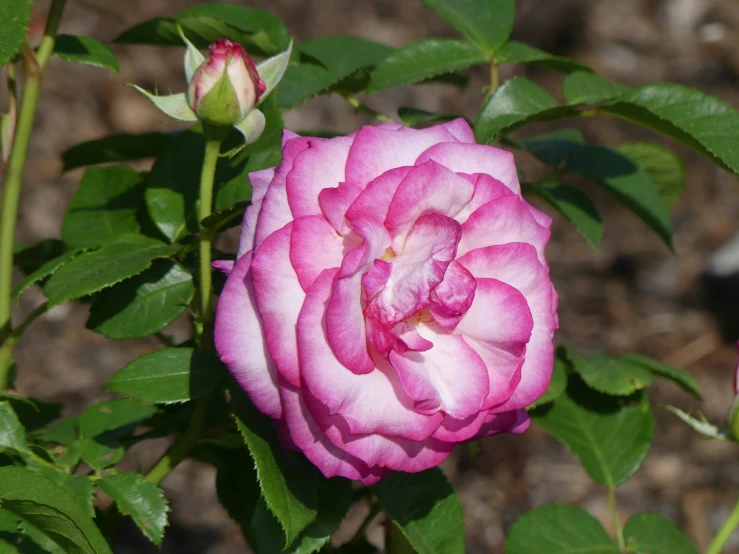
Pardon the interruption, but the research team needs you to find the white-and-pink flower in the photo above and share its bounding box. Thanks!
[214,119,559,483]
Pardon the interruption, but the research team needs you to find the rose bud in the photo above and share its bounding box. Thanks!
[186,39,266,127]
[214,120,559,483]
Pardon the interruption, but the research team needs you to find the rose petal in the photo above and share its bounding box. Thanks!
[346,166,412,225]
[214,252,281,418]
[251,223,305,386]
[415,142,520,194]
[290,215,345,291]
[432,411,488,442]
[319,182,362,235]
[237,167,276,258]
[299,269,443,441]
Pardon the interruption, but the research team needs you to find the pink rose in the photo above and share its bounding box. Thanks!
[215,120,558,484]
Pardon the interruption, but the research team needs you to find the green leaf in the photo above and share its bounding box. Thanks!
[43,234,180,307]
[247,478,354,554]
[496,41,591,73]
[87,260,194,340]
[514,128,584,166]
[12,248,82,300]
[201,201,248,231]
[564,146,672,247]
[0,467,112,554]
[257,42,293,102]
[98,472,169,546]
[106,348,223,404]
[620,354,700,398]
[0,0,31,68]
[0,402,29,456]
[130,88,197,122]
[527,357,568,409]
[1,396,61,433]
[475,77,571,144]
[602,83,739,176]
[13,240,68,276]
[300,36,393,79]
[35,417,79,446]
[367,39,487,94]
[506,504,619,554]
[618,142,686,209]
[78,439,124,472]
[373,468,464,554]
[61,132,172,172]
[663,406,726,440]
[24,464,95,518]
[524,181,602,248]
[563,71,628,105]
[624,513,698,554]
[115,4,290,57]
[79,399,157,439]
[397,108,461,126]
[62,166,145,249]
[568,351,654,396]
[0,540,18,554]
[421,0,515,54]
[275,64,340,109]
[53,35,118,72]
[531,377,654,487]
[232,390,319,547]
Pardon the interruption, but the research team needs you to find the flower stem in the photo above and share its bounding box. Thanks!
[489,56,499,95]
[608,486,626,552]
[0,0,67,392]
[196,131,223,349]
[342,94,395,123]
[706,496,739,554]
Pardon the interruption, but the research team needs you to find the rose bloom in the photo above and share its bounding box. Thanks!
[215,119,558,484]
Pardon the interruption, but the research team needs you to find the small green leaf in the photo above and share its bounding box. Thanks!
[257,42,293,102]
[131,88,198,122]
[79,399,157,439]
[565,146,672,247]
[506,504,619,554]
[61,132,172,172]
[35,417,79,446]
[621,354,700,398]
[12,248,82,300]
[0,402,29,456]
[602,83,739,176]
[624,513,699,554]
[569,352,653,396]
[234,108,266,146]
[106,348,223,404]
[514,128,584,166]
[115,4,290,57]
[563,71,628,105]
[367,39,487,94]
[53,35,119,72]
[663,406,725,439]
[87,260,195,340]
[13,240,69,276]
[201,201,248,231]
[78,439,124,472]
[524,181,602,248]
[24,464,95,518]
[475,77,570,144]
[496,41,591,73]
[374,468,464,554]
[421,0,515,54]
[98,472,169,546]
[300,36,392,79]
[0,467,112,554]
[531,377,654,487]
[0,396,61,433]
[275,64,341,109]
[232,390,319,547]
[527,358,568,409]
[62,166,145,249]
[43,234,180,307]
[618,142,686,209]
[0,0,31,68]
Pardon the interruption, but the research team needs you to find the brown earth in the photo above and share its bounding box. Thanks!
[4,0,739,552]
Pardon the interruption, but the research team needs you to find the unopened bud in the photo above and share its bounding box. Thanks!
[187,39,266,127]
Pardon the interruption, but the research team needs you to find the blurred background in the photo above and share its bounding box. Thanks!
[5,0,739,552]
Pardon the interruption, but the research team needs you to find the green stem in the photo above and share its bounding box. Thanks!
[342,94,395,123]
[706,496,739,554]
[608,486,625,552]
[489,56,499,95]
[196,132,223,349]
[143,393,210,485]
[0,0,67,392]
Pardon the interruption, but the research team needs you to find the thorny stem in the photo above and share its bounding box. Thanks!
[0,0,67,392]
[706,496,739,554]
[608,486,626,552]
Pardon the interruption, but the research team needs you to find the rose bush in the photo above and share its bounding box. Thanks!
[215,119,559,483]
